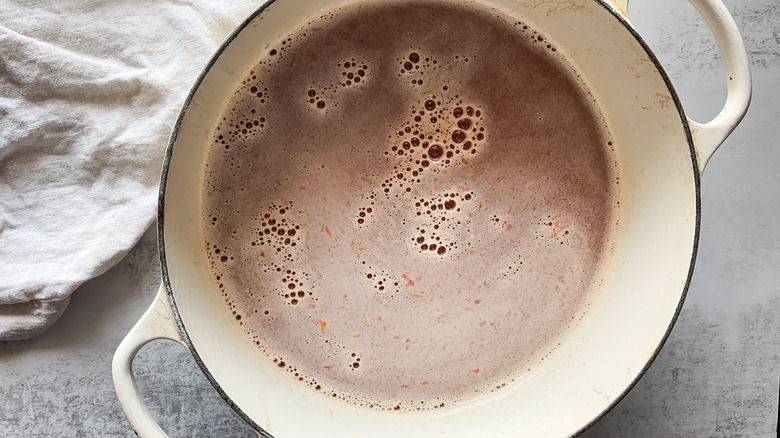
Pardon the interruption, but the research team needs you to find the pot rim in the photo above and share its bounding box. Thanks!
[156,1,701,436]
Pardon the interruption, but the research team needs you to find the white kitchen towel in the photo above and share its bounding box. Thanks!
[0,0,259,340]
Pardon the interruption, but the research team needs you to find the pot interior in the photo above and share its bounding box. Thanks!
[160,0,698,436]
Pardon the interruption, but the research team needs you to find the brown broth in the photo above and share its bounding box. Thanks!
[201,0,619,412]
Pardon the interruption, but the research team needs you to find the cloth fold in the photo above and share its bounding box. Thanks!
[0,0,258,340]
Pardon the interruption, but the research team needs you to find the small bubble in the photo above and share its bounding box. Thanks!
[317,100,326,109]
[457,118,472,130]
[425,100,436,111]
[451,130,466,143]
[409,52,420,63]
[428,145,443,161]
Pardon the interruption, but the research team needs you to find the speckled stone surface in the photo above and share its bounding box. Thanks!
[1,0,778,436]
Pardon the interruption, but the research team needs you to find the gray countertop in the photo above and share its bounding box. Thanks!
[1,0,778,436]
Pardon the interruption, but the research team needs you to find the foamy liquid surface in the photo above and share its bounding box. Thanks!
[201,0,619,412]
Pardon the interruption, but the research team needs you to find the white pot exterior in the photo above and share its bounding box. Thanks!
[114,0,751,437]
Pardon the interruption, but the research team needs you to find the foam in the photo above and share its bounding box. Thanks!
[201,0,619,412]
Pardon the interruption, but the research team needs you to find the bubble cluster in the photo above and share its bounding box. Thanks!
[302,58,373,111]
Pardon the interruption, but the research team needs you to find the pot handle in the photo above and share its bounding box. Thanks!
[685,0,751,174]
[112,284,184,438]
[604,0,752,175]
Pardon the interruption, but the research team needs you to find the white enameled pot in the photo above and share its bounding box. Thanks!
[112,0,751,436]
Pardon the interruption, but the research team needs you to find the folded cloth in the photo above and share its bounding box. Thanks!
[0,0,258,340]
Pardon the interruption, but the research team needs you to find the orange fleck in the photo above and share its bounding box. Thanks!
[458,388,470,394]
[358,247,367,251]
[469,341,475,347]
[435,283,441,288]
[474,299,481,304]
[289,57,296,68]
[324,226,332,237]
[383,325,390,331]
[319,320,327,332]
[354,334,361,338]
[558,276,565,283]
[461,157,469,165]
[260,251,265,257]
[559,299,566,308]
[421,381,429,386]
[465,307,473,311]
[412,293,425,298]
[472,369,480,373]
[478,203,483,212]
[507,206,512,215]
[400,384,409,388]
[324,365,333,370]
[358,129,368,135]
[402,274,415,286]
[350,242,355,246]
